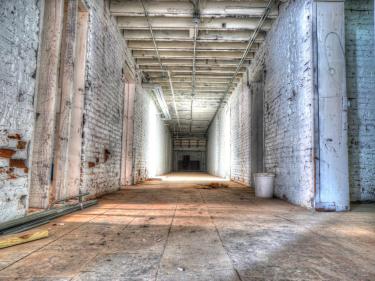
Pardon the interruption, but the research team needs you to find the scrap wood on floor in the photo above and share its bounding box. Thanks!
[0,229,49,249]
[142,178,163,185]
[197,182,229,189]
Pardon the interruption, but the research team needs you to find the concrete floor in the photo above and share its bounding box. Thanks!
[0,172,374,281]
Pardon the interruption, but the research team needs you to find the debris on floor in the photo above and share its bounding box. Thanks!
[197,182,229,189]
[0,229,49,249]
[143,178,163,185]
[145,178,162,181]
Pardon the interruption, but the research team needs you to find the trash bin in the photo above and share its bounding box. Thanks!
[254,173,275,198]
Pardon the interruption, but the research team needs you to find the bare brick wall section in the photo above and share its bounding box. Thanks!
[346,0,375,202]
[0,1,41,222]
[80,0,127,196]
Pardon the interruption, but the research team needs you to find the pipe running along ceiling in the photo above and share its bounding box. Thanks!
[110,0,279,136]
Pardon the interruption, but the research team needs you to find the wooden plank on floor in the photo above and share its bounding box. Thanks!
[0,229,49,249]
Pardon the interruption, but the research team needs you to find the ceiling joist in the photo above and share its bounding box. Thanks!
[110,0,278,134]
[111,1,278,18]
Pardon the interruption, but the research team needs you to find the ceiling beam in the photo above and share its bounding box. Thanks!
[110,1,278,18]
[163,89,231,93]
[151,77,240,84]
[117,16,273,31]
[123,30,266,42]
[129,41,259,52]
[140,65,246,73]
[146,73,243,79]
[154,81,237,86]
[132,50,254,59]
[152,81,241,88]
[136,58,251,67]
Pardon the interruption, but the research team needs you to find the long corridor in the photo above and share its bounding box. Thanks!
[0,173,374,281]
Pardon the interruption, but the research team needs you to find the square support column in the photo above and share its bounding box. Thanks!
[314,0,350,211]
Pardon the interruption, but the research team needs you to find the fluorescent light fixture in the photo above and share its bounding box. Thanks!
[143,83,171,121]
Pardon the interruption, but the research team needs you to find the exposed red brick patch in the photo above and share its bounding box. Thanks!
[0,149,16,158]
[0,167,17,179]
[8,133,21,140]
[88,162,96,168]
[17,141,27,150]
[9,159,27,169]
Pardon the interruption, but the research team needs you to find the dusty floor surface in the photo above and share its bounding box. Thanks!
[0,172,374,281]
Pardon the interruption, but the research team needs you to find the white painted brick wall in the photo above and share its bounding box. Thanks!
[346,0,375,201]
[256,0,315,208]
[207,73,250,183]
[207,102,230,179]
[0,0,40,223]
[229,75,251,185]
[208,0,315,208]
[80,0,127,197]
[133,86,172,182]
[207,113,220,176]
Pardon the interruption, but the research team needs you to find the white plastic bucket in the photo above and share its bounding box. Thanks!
[254,173,275,198]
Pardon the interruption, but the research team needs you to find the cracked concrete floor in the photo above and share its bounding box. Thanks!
[0,172,374,281]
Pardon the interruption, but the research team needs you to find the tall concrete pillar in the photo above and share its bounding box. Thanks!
[29,0,65,208]
[314,0,350,211]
